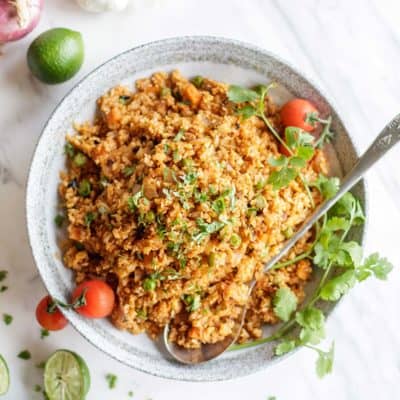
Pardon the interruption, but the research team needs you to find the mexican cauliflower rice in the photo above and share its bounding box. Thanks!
[59,71,329,348]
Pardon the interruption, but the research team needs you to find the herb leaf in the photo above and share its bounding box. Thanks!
[273,287,297,322]
[320,270,356,301]
[275,339,296,355]
[227,85,259,103]
[315,342,335,378]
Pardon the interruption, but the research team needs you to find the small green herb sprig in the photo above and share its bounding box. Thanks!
[227,85,315,204]
[231,184,393,378]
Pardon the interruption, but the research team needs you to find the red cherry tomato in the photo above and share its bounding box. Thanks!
[72,280,115,318]
[280,98,319,132]
[36,295,68,331]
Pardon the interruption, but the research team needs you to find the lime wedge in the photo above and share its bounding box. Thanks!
[0,354,10,395]
[44,350,90,400]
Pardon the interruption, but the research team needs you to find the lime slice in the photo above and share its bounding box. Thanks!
[44,350,90,400]
[0,354,10,395]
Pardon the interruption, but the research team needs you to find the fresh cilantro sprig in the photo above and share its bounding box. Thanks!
[267,128,315,190]
[227,84,315,203]
[231,183,393,379]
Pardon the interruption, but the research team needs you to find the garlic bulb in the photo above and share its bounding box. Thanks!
[75,0,130,12]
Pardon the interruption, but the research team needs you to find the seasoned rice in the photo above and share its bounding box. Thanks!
[59,70,329,348]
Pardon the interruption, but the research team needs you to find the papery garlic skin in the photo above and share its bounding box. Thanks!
[75,0,130,12]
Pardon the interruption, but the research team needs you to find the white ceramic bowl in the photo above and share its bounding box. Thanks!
[26,36,366,381]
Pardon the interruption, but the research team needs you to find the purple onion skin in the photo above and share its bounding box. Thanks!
[0,0,43,43]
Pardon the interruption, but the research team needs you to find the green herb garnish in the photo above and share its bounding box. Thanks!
[78,179,91,197]
[40,329,50,339]
[84,212,98,227]
[3,313,13,325]
[0,270,8,282]
[73,152,87,167]
[18,350,31,360]
[191,76,204,88]
[122,166,135,177]
[54,214,65,228]
[64,143,75,158]
[273,287,297,322]
[173,129,185,142]
[106,373,118,389]
[192,218,226,243]
[183,293,201,312]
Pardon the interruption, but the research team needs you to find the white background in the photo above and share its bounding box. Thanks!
[1,0,400,399]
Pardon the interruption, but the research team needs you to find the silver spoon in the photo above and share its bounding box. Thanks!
[163,114,400,364]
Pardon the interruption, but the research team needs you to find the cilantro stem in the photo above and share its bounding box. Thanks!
[299,173,315,207]
[271,251,313,270]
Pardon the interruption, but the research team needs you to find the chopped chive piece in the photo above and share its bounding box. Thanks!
[73,152,87,167]
[283,227,293,239]
[3,313,13,325]
[255,179,267,191]
[40,329,50,339]
[143,277,157,291]
[119,95,131,104]
[84,212,98,227]
[254,195,266,210]
[208,252,216,267]
[144,211,155,224]
[78,179,91,197]
[18,350,31,360]
[212,197,226,215]
[183,293,201,312]
[64,143,75,158]
[173,129,185,141]
[122,166,135,177]
[0,270,8,282]
[173,149,181,162]
[191,75,204,88]
[230,233,242,248]
[106,373,118,389]
[246,207,258,217]
[160,87,171,97]
[54,214,65,228]
[136,309,147,319]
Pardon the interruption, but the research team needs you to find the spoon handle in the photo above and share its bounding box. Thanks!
[262,114,400,273]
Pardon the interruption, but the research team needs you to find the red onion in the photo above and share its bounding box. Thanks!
[0,0,43,43]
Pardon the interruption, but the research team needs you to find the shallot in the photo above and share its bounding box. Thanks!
[0,0,43,43]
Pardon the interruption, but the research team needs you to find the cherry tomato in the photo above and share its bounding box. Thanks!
[280,98,319,132]
[72,280,115,318]
[36,295,68,331]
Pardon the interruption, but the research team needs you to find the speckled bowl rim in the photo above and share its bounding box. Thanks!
[26,36,368,382]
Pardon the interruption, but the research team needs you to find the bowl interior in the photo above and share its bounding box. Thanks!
[26,37,365,381]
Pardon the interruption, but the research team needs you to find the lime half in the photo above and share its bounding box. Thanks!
[44,350,90,400]
[0,354,10,395]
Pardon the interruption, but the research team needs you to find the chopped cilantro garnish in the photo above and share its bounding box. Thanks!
[54,214,65,228]
[18,350,31,360]
[40,329,50,339]
[3,313,13,325]
[73,152,87,167]
[78,179,91,197]
[183,293,201,312]
[122,165,135,177]
[106,373,118,389]
[0,270,8,282]
[84,212,98,227]
[173,129,185,141]
[64,142,75,158]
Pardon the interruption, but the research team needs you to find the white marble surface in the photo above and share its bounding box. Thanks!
[1,0,400,398]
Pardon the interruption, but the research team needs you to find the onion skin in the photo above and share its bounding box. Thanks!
[0,0,43,43]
